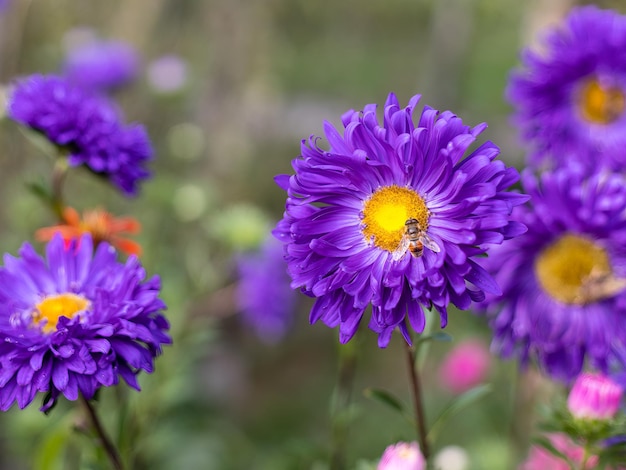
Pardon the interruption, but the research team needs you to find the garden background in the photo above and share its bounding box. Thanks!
[0,0,623,468]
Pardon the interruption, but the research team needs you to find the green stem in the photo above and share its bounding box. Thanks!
[80,395,124,470]
[578,443,590,470]
[51,157,69,221]
[329,340,358,470]
[405,341,431,461]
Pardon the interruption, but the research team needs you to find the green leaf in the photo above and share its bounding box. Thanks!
[417,332,453,345]
[33,425,71,470]
[415,331,453,371]
[17,125,60,158]
[25,179,52,202]
[428,384,492,443]
[363,387,406,415]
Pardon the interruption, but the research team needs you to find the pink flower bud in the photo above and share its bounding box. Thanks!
[438,339,491,394]
[377,441,425,470]
[567,372,623,420]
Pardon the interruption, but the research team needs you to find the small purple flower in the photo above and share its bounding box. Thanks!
[0,234,170,412]
[275,93,527,346]
[478,166,626,381]
[508,6,626,170]
[8,74,152,196]
[236,236,296,344]
[568,372,623,421]
[63,40,139,92]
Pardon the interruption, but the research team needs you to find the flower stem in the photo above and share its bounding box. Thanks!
[578,443,590,470]
[329,340,358,470]
[406,341,431,461]
[51,157,69,221]
[80,395,124,470]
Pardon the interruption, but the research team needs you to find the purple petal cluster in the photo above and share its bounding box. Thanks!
[8,74,152,195]
[275,93,527,346]
[236,236,296,344]
[478,167,626,381]
[63,40,139,92]
[507,6,626,169]
[0,235,170,411]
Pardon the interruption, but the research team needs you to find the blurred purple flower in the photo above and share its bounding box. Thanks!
[274,93,527,346]
[236,236,296,344]
[0,235,170,412]
[508,6,626,170]
[8,74,152,195]
[478,166,626,381]
[63,40,139,92]
[146,55,188,94]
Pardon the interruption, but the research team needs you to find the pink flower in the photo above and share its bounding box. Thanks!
[377,441,425,470]
[438,339,491,394]
[567,372,623,421]
[519,434,598,470]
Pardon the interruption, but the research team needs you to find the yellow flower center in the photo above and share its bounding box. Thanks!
[534,234,623,305]
[32,293,89,333]
[361,185,429,252]
[579,79,625,125]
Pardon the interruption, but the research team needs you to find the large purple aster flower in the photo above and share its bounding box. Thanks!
[236,235,296,344]
[0,234,170,411]
[478,166,626,381]
[63,39,139,92]
[274,93,527,347]
[8,74,152,196]
[508,6,626,169]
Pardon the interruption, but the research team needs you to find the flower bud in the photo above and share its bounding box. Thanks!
[377,441,425,470]
[567,372,623,420]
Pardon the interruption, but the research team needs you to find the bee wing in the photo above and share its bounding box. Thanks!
[391,235,410,261]
[418,233,441,253]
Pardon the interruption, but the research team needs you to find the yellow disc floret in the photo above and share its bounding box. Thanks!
[534,234,618,305]
[32,293,89,333]
[361,185,429,252]
[579,79,625,125]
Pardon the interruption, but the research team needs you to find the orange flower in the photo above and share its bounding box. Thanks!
[36,207,142,256]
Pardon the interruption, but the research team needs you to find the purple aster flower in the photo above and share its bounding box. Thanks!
[478,166,626,381]
[63,40,139,92]
[7,74,152,196]
[0,234,170,412]
[236,236,296,344]
[274,93,527,347]
[508,6,626,169]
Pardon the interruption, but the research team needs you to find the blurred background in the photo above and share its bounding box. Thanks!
[0,0,624,468]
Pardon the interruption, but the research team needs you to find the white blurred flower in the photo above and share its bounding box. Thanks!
[433,446,470,470]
